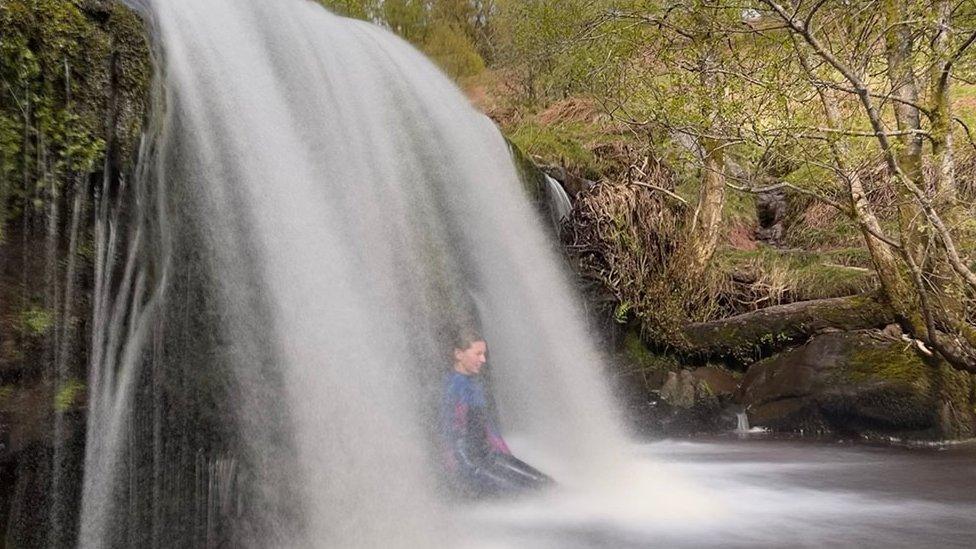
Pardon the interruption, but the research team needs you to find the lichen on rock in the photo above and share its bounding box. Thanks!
[738,331,976,440]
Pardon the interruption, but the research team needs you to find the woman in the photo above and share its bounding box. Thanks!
[441,331,552,497]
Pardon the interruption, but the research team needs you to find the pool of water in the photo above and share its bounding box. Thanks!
[462,439,976,548]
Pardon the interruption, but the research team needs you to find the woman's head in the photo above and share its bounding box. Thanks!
[453,329,487,376]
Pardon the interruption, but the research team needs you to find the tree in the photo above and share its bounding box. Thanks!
[488,0,976,371]
[317,0,488,78]
[423,22,486,78]
[754,0,976,371]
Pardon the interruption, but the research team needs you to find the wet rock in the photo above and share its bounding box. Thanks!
[651,369,737,434]
[755,189,787,244]
[541,165,596,199]
[691,366,738,398]
[738,331,976,439]
[660,370,706,409]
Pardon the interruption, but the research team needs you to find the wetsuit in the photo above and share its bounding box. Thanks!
[441,371,551,497]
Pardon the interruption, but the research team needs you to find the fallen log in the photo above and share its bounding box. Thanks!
[677,293,895,363]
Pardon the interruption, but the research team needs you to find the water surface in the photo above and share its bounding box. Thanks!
[465,439,976,548]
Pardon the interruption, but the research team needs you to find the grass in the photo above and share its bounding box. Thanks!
[718,245,879,303]
[507,116,639,181]
[509,120,600,177]
[54,379,85,412]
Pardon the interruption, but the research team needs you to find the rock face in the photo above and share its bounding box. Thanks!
[649,367,740,434]
[0,1,152,544]
[755,189,787,244]
[661,370,714,409]
[738,331,976,439]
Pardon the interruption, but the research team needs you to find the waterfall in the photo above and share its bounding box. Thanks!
[543,174,573,228]
[81,0,625,546]
[736,412,750,433]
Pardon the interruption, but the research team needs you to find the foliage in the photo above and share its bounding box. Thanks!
[317,0,492,71]
[54,378,85,412]
[0,0,151,240]
[422,22,485,78]
[18,307,53,336]
[491,0,639,105]
[319,0,378,19]
[485,0,976,371]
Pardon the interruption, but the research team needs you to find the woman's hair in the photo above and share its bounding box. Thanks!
[452,327,484,351]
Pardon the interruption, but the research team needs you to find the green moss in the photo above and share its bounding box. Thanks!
[54,378,85,412]
[623,329,681,372]
[932,365,976,438]
[19,307,54,336]
[507,137,547,201]
[613,301,632,324]
[77,236,96,261]
[842,342,931,395]
[0,385,13,408]
[0,0,151,230]
[509,121,599,177]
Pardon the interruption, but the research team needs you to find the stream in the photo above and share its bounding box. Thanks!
[465,439,976,548]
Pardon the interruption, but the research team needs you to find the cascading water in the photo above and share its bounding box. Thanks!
[736,412,749,433]
[81,0,627,547]
[22,2,976,548]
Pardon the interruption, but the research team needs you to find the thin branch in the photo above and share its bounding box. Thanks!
[762,0,976,294]
[954,116,976,154]
[630,181,690,205]
[630,156,689,206]
[813,126,931,139]
[724,180,853,218]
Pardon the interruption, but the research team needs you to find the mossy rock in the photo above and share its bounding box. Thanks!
[738,331,976,440]
[0,0,151,229]
[620,329,681,389]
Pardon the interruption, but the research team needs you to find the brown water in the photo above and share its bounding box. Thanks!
[464,439,976,548]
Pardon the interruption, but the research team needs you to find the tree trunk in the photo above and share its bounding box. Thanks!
[678,294,894,361]
[883,0,927,259]
[929,0,958,203]
[687,38,726,275]
[688,135,726,273]
[807,67,916,327]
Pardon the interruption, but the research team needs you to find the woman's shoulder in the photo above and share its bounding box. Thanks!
[445,372,484,399]
[445,371,470,392]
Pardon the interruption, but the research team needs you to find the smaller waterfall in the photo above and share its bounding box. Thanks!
[543,175,573,227]
[735,412,750,433]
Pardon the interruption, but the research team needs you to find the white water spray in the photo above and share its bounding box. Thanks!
[81,1,626,546]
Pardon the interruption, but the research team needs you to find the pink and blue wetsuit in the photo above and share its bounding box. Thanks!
[441,371,552,496]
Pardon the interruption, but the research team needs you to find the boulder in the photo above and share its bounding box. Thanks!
[755,189,787,244]
[738,331,976,439]
[660,370,709,409]
[654,369,738,434]
[691,366,738,398]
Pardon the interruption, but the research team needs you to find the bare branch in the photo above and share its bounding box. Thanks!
[630,181,689,205]
[954,116,976,154]
[762,0,976,294]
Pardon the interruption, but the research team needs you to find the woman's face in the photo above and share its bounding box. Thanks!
[454,340,487,375]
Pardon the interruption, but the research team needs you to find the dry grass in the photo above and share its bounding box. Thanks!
[536,97,605,126]
[564,160,729,344]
